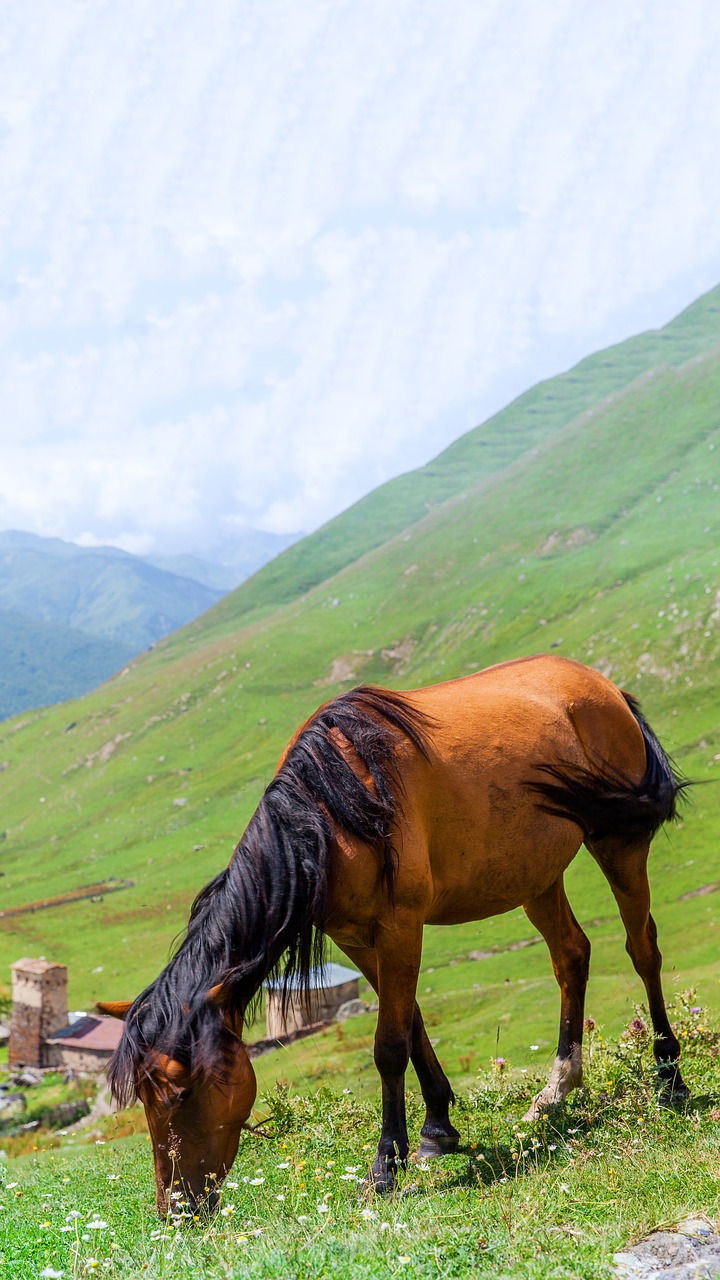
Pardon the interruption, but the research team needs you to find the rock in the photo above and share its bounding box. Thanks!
[17,1068,43,1087]
[335,999,370,1022]
[46,1099,91,1128]
[0,1092,26,1118]
[614,1224,720,1278]
[677,1219,715,1238]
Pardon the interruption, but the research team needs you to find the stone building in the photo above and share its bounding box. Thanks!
[9,958,69,1068]
[264,962,361,1039]
[8,957,122,1074]
[44,1014,123,1074]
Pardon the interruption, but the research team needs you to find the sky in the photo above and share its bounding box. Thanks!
[1,1,720,559]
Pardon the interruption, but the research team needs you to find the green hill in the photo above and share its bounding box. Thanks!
[0,287,719,1092]
[0,531,222,649]
[0,531,224,718]
[0,608,134,722]
[209,284,720,627]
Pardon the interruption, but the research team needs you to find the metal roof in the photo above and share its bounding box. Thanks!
[45,1014,124,1053]
[264,962,361,992]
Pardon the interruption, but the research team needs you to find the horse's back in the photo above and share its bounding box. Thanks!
[408,654,644,776]
[388,656,647,925]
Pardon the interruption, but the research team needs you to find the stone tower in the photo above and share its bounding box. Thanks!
[9,958,68,1068]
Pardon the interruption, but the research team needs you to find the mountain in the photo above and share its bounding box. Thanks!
[0,527,300,719]
[204,283,720,629]
[144,529,302,592]
[0,608,134,722]
[0,530,223,650]
[0,531,224,719]
[0,285,718,1051]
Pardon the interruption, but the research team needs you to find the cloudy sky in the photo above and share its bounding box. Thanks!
[1,1,720,558]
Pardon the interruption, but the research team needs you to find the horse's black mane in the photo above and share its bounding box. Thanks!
[107,685,430,1105]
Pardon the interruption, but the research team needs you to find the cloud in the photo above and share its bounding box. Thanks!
[0,0,719,552]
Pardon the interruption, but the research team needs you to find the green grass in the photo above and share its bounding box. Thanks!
[1,1002,719,1279]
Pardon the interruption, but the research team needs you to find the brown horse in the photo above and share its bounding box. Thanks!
[100,655,688,1213]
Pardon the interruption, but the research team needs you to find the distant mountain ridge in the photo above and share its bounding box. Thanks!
[0,530,223,651]
[0,606,133,722]
[0,527,299,718]
[145,528,300,592]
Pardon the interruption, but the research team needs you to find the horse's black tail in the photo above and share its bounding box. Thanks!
[529,693,689,845]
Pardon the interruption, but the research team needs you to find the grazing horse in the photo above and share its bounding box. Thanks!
[100,655,688,1213]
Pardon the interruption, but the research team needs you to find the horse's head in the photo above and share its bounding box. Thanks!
[98,993,257,1217]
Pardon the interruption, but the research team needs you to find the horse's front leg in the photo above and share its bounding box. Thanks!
[340,943,459,1161]
[370,924,423,1192]
[412,1004,460,1157]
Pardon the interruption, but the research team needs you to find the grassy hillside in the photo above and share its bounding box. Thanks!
[210,283,720,626]
[3,1012,720,1280]
[0,288,718,1099]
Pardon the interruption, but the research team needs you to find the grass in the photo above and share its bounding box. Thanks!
[1,999,719,1279]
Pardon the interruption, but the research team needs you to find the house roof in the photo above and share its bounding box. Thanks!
[264,962,361,993]
[45,1014,124,1053]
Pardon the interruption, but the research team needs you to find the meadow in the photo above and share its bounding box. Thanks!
[2,999,720,1280]
[1,287,720,1274]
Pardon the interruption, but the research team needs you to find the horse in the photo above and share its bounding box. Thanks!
[99,654,689,1214]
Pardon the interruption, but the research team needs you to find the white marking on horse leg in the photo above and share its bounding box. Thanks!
[522,1045,583,1120]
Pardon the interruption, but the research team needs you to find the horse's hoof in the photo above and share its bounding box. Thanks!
[522,1096,554,1121]
[658,1076,690,1107]
[417,1131,460,1159]
[362,1165,396,1196]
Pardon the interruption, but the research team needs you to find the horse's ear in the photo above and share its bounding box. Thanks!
[96,1000,133,1021]
[206,983,229,1007]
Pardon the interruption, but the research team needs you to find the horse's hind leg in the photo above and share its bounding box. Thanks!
[589,835,688,1099]
[522,876,591,1120]
[340,944,460,1161]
